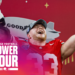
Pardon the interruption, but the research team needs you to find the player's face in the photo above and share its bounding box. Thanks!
[28,24,47,41]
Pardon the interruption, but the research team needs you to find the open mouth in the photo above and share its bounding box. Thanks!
[38,31,43,34]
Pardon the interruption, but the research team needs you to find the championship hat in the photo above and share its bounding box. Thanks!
[27,19,47,34]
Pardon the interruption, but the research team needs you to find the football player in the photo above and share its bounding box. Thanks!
[17,19,75,75]
[0,17,75,75]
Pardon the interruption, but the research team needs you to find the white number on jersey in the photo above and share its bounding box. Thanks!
[27,53,58,75]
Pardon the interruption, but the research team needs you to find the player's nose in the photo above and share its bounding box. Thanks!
[38,26,43,29]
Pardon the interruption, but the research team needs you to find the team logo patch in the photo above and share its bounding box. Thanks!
[22,43,30,50]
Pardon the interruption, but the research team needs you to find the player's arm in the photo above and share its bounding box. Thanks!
[61,35,75,61]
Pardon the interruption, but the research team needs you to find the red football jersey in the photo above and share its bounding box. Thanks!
[16,38,64,75]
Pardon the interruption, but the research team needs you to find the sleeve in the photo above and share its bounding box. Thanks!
[59,40,64,45]
[56,39,64,49]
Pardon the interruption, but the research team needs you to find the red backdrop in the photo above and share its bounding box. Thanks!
[0,0,75,75]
